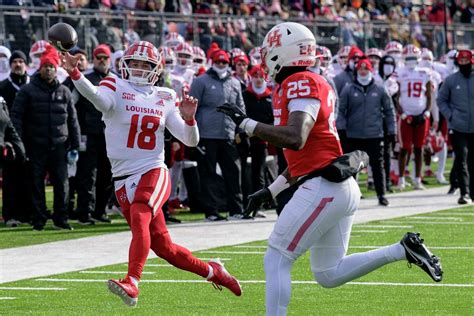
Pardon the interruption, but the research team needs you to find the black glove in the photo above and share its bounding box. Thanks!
[2,142,15,162]
[245,188,272,217]
[216,103,247,126]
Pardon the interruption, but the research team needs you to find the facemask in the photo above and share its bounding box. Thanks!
[357,72,372,86]
[405,60,418,69]
[31,57,41,69]
[383,65,395,77]
[459,63,472,78]
[0,57,9,73]
[252,80,267,95]
[212,65,229,79]
[419,60,432,69]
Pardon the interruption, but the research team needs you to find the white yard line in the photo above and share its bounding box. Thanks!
[233,245,473,250]
[0,297,16,300]
[2,186,472,284]
[436,213,474,216]
[408,216,464,221]
[0,287,66,291]
[381,221,474,225]
[35,278,474,288]
[351,230,388,233]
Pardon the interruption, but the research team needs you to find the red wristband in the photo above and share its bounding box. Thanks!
[70,68,81,81]
[185,119,196,126]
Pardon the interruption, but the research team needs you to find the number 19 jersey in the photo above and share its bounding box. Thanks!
[272,71,342,178]
[397,67,431,115]
[99,76,179,177]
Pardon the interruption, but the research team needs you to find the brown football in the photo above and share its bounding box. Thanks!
[47,22,78,52]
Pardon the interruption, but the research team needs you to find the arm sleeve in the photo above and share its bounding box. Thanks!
[431,97,439,122]
[166,107,199,147]
[71,88,80,105]
[382,88,396,135]
[72,73,115,113]
[3,103,25,160]
[10,87,29,138]
[287,98,321,121]
[436,81,452,120]
[67,98,81,150]
[336,86,348,130]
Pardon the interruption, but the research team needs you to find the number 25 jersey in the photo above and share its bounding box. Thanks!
[272,71,342,178]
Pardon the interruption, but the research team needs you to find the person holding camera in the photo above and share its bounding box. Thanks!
[437,50,474,204]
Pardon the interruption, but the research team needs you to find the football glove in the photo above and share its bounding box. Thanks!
[216,103,247,126]
[245,188,272,217]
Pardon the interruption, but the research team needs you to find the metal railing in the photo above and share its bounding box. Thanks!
[0,5,472,59]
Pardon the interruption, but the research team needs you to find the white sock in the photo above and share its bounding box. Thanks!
[206,265,214,279]
[399,176,405,185]
[415,177,422,185]
[130,276,139,287]
[314,243,405,288]
[265,247,293,316]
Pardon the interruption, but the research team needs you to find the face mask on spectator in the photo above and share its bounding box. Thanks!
[383,64,395,77]
[252,80,267,95]
[357,72,372,86]
[349,60,355,70]
[0,57,9,72]
[459,63,472,78]
[212,64,229,79]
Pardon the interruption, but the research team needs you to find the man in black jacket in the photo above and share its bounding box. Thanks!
[0,50,32,226]
[11,49,80,231]
[71,44,113,224]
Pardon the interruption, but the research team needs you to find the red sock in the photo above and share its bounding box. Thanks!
[127,202,153,281]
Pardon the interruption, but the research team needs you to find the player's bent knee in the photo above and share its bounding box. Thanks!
[313,271,342,289]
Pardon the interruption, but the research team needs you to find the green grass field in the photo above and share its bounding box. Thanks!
[1,206,473,315]
[0,157,454,249]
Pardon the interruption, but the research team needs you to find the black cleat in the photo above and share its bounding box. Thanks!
[400,232,443,282]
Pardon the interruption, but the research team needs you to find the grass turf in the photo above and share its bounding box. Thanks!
[1,206,473,315]
[0,157,455,249]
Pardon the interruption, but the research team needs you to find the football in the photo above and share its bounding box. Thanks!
[47,22,78,52]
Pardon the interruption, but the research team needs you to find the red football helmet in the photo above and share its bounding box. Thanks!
[175,42,193,68]
[425,130,445,155]
[120,41,162,86]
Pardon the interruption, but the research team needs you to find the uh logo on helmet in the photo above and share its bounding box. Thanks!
[261,22,316,79]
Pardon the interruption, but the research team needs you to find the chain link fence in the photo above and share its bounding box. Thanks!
[0,5,472,60]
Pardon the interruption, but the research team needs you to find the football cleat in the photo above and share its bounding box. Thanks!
[107,276,139,307]
[400,232,443,282]
[207,259,242,296]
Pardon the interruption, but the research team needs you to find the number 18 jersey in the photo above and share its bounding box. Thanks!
[99,76,180,177]
[272,71,342,177]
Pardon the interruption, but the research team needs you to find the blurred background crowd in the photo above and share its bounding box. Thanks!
[0,0,472,230]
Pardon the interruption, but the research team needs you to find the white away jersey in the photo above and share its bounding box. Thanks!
[397,67,431,115]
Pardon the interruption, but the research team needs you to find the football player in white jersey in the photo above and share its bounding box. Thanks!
[61,41,242,307]
[396,45,432,190]
[171,42,195,87]
[384,41,404,69]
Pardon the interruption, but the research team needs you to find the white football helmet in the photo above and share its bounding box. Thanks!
[249,47,262,65]
[160,46,176,71]
[402,44,421,69]
[29,40,54,69]
[163,32,185,49]
[192,46,206,70]
[446,49,458,72]
[261,22,316,79]
[385,41,403,64]
[420,48,434,69]
[337,46,351,68]
[175,42,193,68]
[120,41,162,86]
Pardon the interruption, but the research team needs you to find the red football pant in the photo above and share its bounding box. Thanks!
[398,117,429,150]
[115,168,209,281]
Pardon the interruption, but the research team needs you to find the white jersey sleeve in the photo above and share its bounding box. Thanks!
[165,105,199,147]
[72,73,115,112]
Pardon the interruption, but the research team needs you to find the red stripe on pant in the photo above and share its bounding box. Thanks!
[115,168,209,281]
[287,197,334,252]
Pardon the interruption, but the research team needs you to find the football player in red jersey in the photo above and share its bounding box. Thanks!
[218,22,443,315]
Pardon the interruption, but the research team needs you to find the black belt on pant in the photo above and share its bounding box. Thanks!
[112,174,132,182]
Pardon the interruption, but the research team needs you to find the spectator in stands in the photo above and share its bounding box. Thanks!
[437,50,474,205]
[11,48,80,231]
[189,50,247,221]
[71,45,113,224]
[334,45,364,95]
[0,46,11,82]
[461,0,474,45]
[0,96,25,227]
[242,65,273,209]
[0,50,32,226]
[337,58,396,206]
